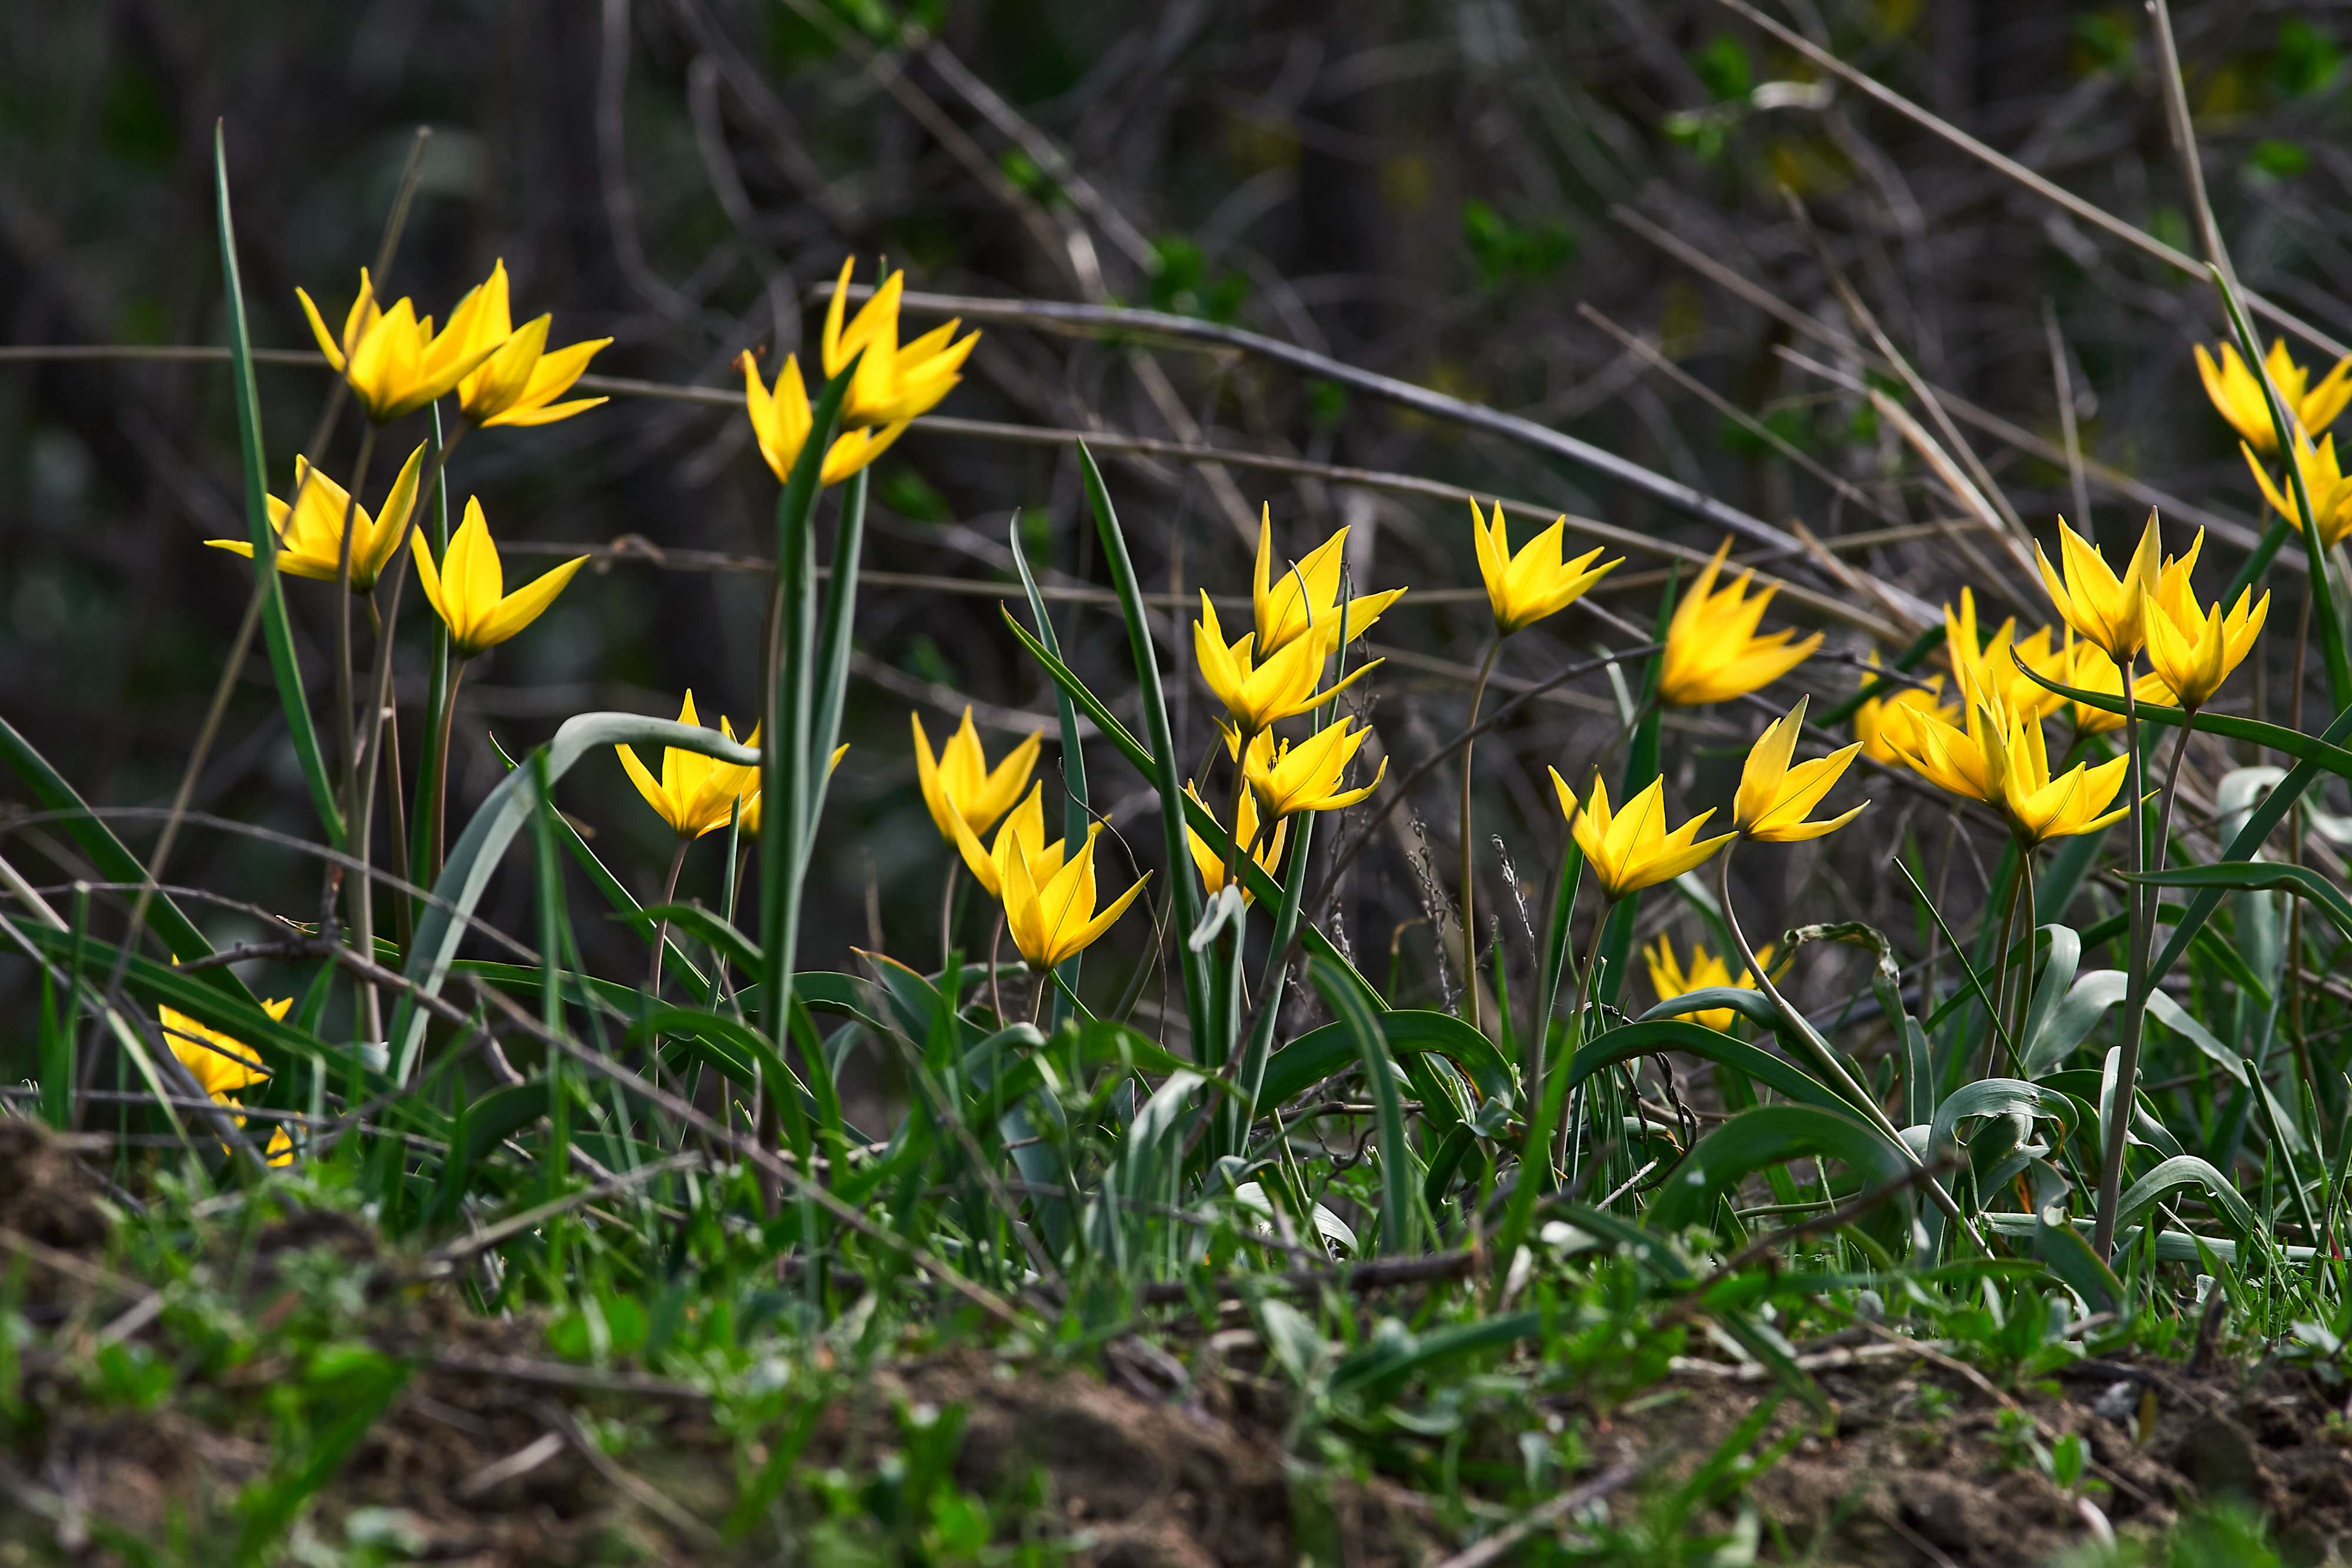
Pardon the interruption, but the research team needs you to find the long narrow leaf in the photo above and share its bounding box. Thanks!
[213,123,343,848]
[1309,955,1420,1253]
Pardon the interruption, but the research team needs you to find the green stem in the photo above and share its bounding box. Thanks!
[647,836,691,1002]
[1459,636,1504,1035]
[333,425,378,1032]
[1984,854,2024,1081]
[2012,844,2037,1059]
[1556,906,1613,1177]
[426,658,468,882]
[2094,651,2152,1258]
[939,857,960,973]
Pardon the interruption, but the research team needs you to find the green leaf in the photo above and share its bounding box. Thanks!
[1646,1103,1910,1233]
[1927,1078,2078,1165]
[0,715,253,1002]
[2137,860,2352,945]
[213,124,343,849]
[393,714,759,1080]
[1006,513,1087,1027]
[626,902,761,978]
[2113,1154,2257,1241]
[1259,1007,1516,1110]
[1568,1019,1850,1114]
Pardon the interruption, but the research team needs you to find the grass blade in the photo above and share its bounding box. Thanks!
[1007,513,1088,1025]
[213,122,343,849]
[1309,954,1421,1253]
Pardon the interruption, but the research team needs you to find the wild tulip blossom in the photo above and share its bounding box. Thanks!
[616,693,759,840]
[410,499,589,658]
[821,258,980,429]
[2047,636,2169,737]
[1853,655,1956,764]
[1658,539,1822,706]
[737,350,903,486]
[1643,934,1770,1033]
[296,269,509,423]
[1239,717,1387,818]
[1184,783,1287,902]
[1194,593,1375,733]
[1550,771,1733,901]
[1254,507,1405,658]
[1996,714,2130,844]
[205,444,426,591]
[1469,499,1619,634]
[2245,429,2352,550]
[159,991,296,1165]
[443,259,611,429]
[948,784,1147,969]
[912,708,1041,846]
[2141,581,2269,713]
[2194,338,2352,453]
[2034,511,2161,663]
[1731,698,1866,843]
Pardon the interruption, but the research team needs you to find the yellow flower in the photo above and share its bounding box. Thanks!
[2244,430,2352,550]
[1996,713,2130,844]
[2194,338,2352,453]
[1194,591,1376,733]
[1254,506,1406,657]
[1239,717,1387,818]
[1183,782,1288,902]
[1732,697,1866,843]
[2043,635,2167,736]
[296,269,510,423]
[410,498,589,658]
[736,350,904,486]
[1550,771,1733,901]
[2002,627,2075,726]
[616,693,759,840]
[440,259,611,429]
[1658,539,1823,706]
[1644,934,1770,1032]
[1885,701,2128,843]
[736,745,846,837]
[203,443,426,591]
[1853,654,1955,764]
[820,258,980,429]
[948,784,1146,968]
[1469,499,1620,634]
[2142,580,2269,713]
[159,990,298,1166]
[2034,511,2161,663]
[912,708,1041,845]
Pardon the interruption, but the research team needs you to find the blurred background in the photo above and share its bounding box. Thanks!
[3,0,2346,1032]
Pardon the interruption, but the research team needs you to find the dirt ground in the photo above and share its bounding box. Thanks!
[8,1121,2352,1566]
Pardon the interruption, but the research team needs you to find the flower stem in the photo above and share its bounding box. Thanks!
[426,659,468,883]
[333,425,379,1037]
[1984,854,2024,1082]
[1459,637,1503,1035]
[2094,651,2151,1258]
[647,836,691,1001]
[1555,906,1613,1176]
[368,594,413,954]
[939,858,961,973]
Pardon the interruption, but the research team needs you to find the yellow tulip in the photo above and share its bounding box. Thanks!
[1880,697,2007,808]
[1732,697,1866,843]
[2194,338,2352,453]
[438,259,611,428]
[296,269,510,423]
[1184,782,1287,902]
[204,443,426,591]
[2033,511,2161,662]
[736,350,904,487]
[732,744,844,837]
[1996,713,2130,844]
[948,783,1146,968]
[1469,499,1620,634]
[2043,635,2169,736]
[1853,654,1956,764]
[946,781,1050,898]
[2142,581,2269,713]
[2244,430,2352,550]
[1550,770,1733,901]
[1240,717,1387,818]
[912,708,1041,846]
[1194,591,1376,733]
[410,498,589,658]
[1643,934,1770,1032]
[160,990,297,1166]
[1254,506,1405,657]
[1658,539,1823,706]
[820,258,980,429]
[616,693,759,840]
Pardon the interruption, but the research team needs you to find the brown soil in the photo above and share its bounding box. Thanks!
[11,1121,2352,1566]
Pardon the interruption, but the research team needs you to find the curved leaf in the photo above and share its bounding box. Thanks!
[1926,1078,2077,1165]
[1648,1103,1910,1233]
[392,714,760,1081]
[1568,1019,1850,1115]
[1310,955,1421,1253]
[2113,1154,2257,1240]
[1260,1008,1518,1110]
[2137,861,2352,945]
